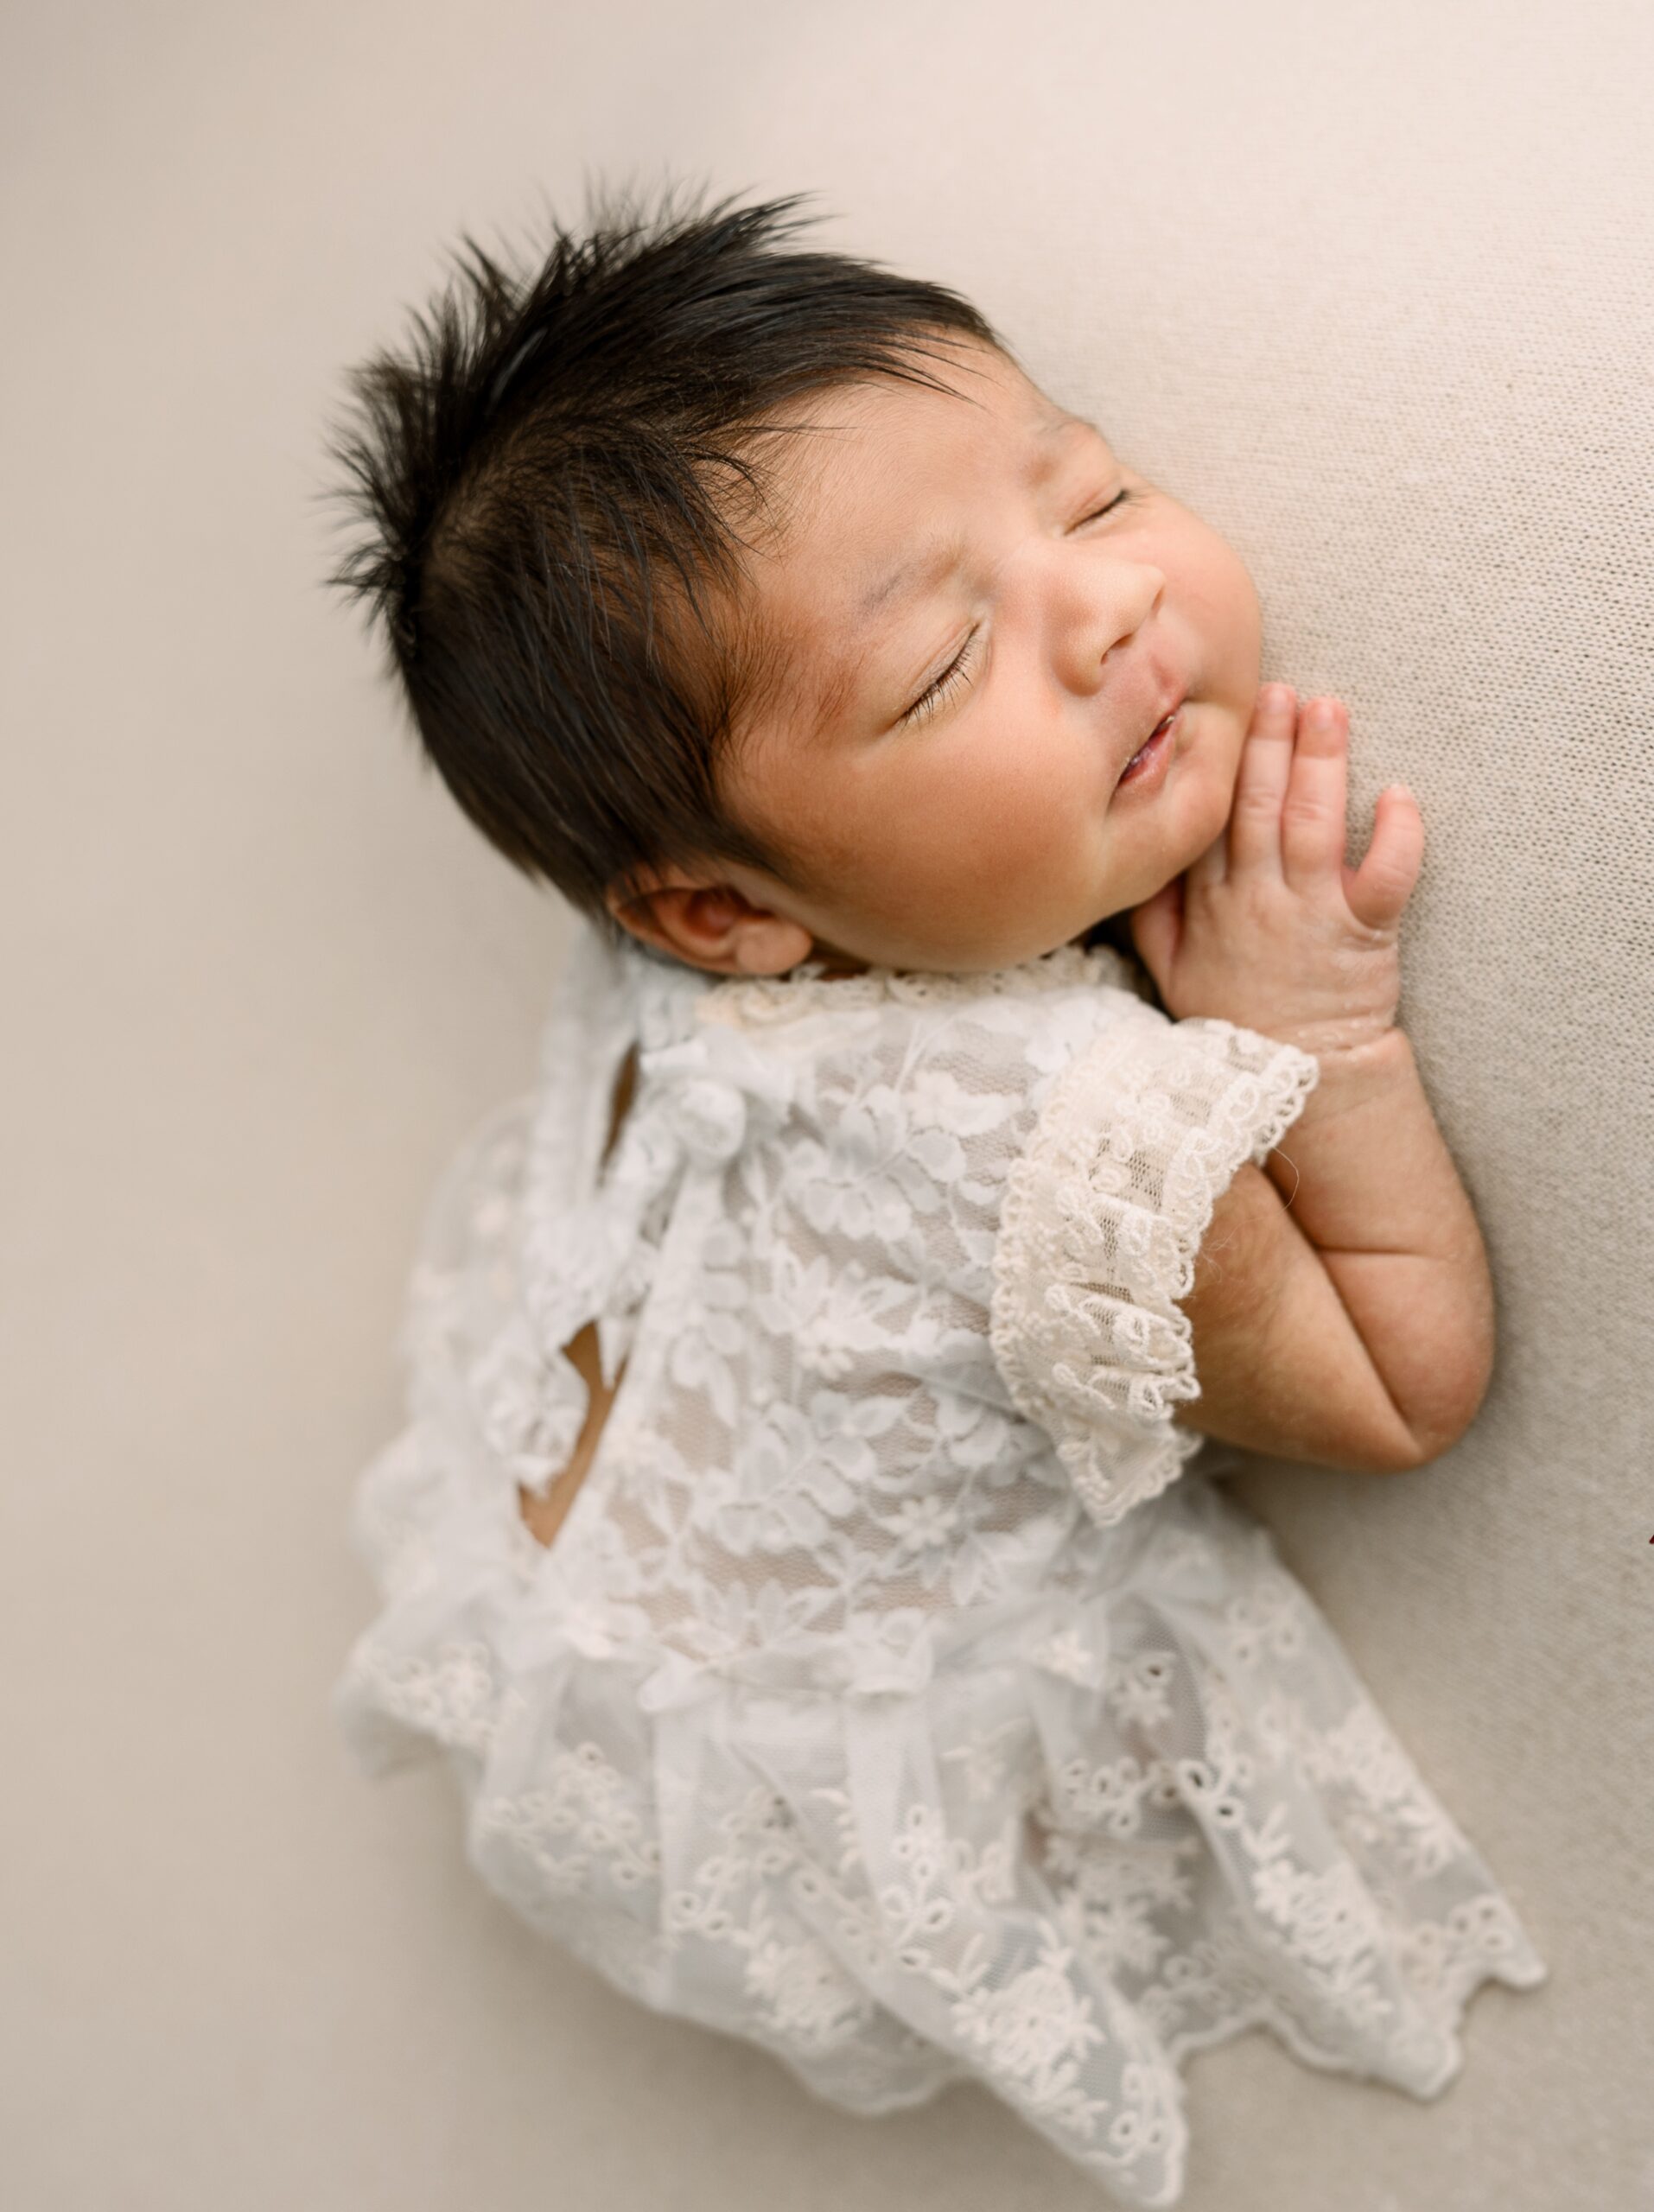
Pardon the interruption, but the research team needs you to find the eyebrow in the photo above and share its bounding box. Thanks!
[845,411,1097,627]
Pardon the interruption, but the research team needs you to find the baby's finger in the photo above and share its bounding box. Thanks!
[1225,683,1296,880]
[1343,785,1424,931]
[1280,697,1350,891]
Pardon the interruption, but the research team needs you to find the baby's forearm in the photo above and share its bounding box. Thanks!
[1262,1028,1496,1457]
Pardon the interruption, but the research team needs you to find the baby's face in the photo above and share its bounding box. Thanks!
[706,337,1263,974]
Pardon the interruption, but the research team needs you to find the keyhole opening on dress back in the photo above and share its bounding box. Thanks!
[518,1042,639,1549]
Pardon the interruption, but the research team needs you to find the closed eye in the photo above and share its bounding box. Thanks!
[1076,486,1136,527]
[901,632,981,726]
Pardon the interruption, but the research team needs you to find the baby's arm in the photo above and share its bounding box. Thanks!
[1129,688,1492,1473]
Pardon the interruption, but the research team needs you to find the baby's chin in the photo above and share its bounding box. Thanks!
[1142,724,1238,887]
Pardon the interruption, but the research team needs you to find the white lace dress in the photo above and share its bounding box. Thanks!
[333,923,1547,2206]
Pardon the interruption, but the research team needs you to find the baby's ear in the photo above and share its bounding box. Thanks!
[604,869,814,977]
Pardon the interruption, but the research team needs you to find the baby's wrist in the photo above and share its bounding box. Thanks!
[1287,1026,1417,1127]
[1256,1013,1405,1065]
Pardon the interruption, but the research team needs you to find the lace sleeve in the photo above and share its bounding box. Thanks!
[988,998,1319,1528]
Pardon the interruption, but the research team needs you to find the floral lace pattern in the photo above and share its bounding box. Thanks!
[991,1001,1321,1529]
[334,924,1547,2205]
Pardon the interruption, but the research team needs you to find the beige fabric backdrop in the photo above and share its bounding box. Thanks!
[3,0,1650,2204]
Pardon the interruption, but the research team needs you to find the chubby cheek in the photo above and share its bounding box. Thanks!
[836,723,1103,921]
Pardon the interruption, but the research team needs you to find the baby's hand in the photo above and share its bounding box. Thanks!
[1126,687,1423,1057]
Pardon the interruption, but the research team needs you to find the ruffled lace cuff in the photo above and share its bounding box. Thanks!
[989,1001,1320,1529]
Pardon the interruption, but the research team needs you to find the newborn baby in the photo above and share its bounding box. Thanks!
[326,184,1547,2204]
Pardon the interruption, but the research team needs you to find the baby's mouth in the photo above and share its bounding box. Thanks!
[1118,704,1181,784]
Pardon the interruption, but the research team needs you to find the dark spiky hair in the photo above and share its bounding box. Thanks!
[318,176,1002,936]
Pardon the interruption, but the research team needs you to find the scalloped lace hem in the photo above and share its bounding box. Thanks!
[989,1015,1320,1529]
[767,1898,1546,2209]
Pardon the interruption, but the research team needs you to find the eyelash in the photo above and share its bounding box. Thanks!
[900,487,1141,724]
